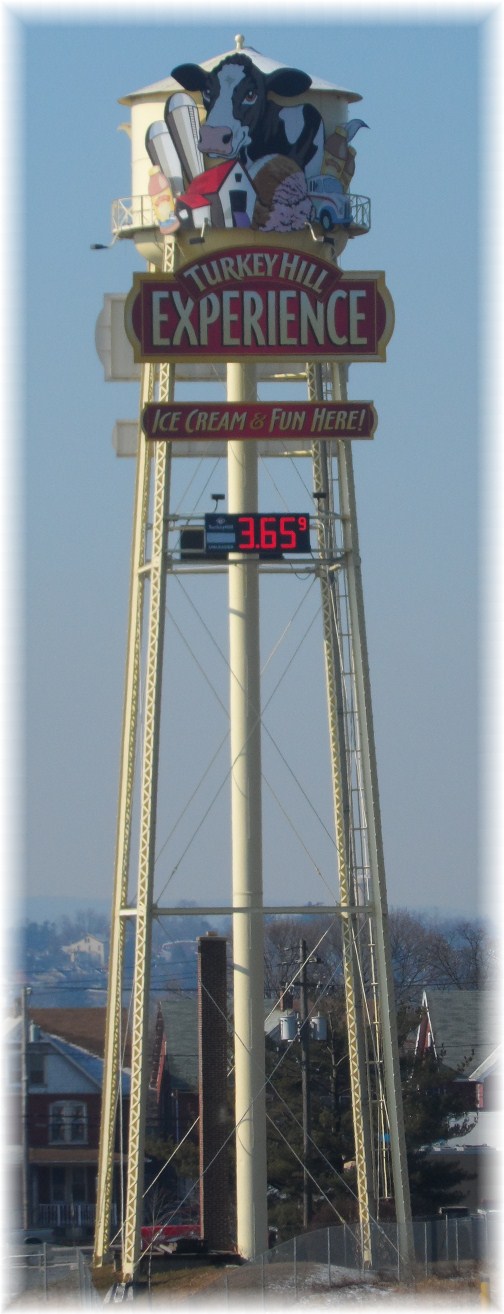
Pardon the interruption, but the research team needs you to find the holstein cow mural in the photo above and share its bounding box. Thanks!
[145,51,367,235]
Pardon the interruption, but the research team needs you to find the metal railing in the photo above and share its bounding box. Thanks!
[348,193,371,231]
[33,1202,117,1227]
[111,192,371,238]
[112,195,157,235]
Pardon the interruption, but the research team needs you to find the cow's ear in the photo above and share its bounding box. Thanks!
[266,68,312,98]
[171,63,208,91]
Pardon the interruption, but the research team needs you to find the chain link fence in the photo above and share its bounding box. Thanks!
[5,1245,98,1306]
[4,1215,497,1305]
[197,1214,496,1304]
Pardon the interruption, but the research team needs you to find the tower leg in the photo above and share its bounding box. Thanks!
[121,420,173,1282]
[94,356,154,1268]
[118,239,177,1284]
[333,364,414,1276]
[310,371,375,1264]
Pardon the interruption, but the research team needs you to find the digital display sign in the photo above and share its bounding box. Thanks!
[205,514,311,556]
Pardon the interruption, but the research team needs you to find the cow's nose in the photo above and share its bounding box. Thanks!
[223,132,232,145]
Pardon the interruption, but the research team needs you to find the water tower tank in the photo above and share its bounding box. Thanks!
[115,37,365,266]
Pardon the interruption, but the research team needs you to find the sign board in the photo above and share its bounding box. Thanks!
[142,401,377,441]
[144,49,367,238]
[205,513,311,555]
[125,246,394,364]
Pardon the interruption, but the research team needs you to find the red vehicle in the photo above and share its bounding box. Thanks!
[140,1223,200,1253]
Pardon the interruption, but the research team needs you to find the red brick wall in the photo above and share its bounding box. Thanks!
[198,935,230,1250]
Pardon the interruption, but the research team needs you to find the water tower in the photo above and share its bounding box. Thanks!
[93,36,413,1284]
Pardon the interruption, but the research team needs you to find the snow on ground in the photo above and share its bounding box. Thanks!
[201,1261,485,1307]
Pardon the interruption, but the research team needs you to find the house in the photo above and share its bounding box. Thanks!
[415,989,502,1210]
[415,990,500,1098]
[175,160,258,230]
[469,1047,501,1112]
[426,1095,502,1213]
[61,933,107,968]
[151,993,288,1137]
[5,1005,130,1242]
[264,999,284,1045]
[150,995,199,1141]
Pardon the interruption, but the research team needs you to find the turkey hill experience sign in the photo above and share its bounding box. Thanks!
[125,245,394,364]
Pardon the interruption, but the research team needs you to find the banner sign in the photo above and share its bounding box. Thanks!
[142,400,377,441]
[125,246,394,364]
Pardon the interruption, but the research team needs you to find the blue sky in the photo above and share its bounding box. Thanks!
[5,1,500,929]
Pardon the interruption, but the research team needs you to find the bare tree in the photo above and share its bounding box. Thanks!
[264,908,494,1019]
[263,914,344,1001]
[424,917,495,990]
[388,908,435,1007]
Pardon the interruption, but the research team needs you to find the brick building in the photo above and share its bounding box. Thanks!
[5,1006,130,1241]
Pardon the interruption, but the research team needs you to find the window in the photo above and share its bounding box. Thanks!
[70,1105,86,1142]
[48,1101,87,1145]
[28,1052,45,1086]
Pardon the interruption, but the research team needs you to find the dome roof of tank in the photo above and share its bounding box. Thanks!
[119,38,362,105]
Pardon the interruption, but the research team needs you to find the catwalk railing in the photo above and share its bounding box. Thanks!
[110,193,371,238]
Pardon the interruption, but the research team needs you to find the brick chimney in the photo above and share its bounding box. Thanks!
[197,934,230,1250]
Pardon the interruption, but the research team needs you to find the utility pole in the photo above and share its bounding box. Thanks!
[299,940,312,1231]
[281,942,324,1233]
[21,985,31,1231]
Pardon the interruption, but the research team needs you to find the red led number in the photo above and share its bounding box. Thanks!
[279,516,297,550]
[238,516,255,550]
[236,514,308,552]
[260,516,277,550]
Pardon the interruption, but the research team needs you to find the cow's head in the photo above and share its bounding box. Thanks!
[171,55,312,160]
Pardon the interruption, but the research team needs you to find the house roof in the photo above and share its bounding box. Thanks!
[62,934,105,950]
[155,995,290,1087]
[419,990,500,1076]
[467,1046,502,1083]
[4,1014,21,1039]
[6,1007,131,1095]
[42,1035,104,1092]
[29,1008,131,1065]
[264,998,283,1041]
[179,161,239,207]
[29,1032,131,1097]
[158,997,199,1093]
